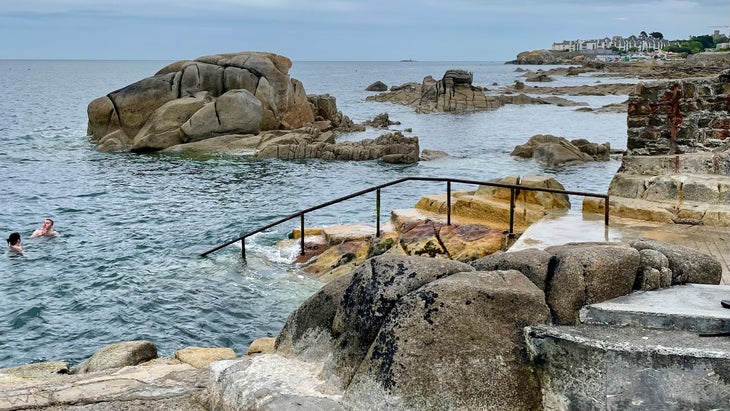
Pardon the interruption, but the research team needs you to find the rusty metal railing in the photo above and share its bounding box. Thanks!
[199,176,609,260]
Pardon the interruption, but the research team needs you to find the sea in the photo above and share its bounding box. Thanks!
[0,59,634,368]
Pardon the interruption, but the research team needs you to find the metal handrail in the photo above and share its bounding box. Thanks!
[199,176,609,260]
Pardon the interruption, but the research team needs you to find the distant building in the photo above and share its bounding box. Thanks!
[552,35,678,53]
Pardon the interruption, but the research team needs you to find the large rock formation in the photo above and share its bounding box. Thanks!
[584,69,730,226]
[88,52,314,152]
[366,69,503,113]
[207,242,721,410]
[511,134,610,166]
[87,52,416,161]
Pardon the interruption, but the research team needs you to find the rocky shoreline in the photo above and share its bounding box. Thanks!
[4,52,730,410]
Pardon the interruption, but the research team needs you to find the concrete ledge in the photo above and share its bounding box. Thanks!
[527,324,730,410]
[580,284,730,333]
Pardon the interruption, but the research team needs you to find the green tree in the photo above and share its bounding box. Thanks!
[650,32,664,39]
[691,35,715,49]
[640,31,648,38]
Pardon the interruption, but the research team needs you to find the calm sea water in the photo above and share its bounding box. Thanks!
[0,59,628,368]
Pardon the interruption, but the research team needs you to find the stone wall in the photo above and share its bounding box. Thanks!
[627,69,730,155]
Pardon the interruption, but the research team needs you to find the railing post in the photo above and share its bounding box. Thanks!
[604,195,610,226]
[447,181,452,225]
[241,239,246,263]
[300,214,305,256]
[376,188,381,237]
[509,187,515,235]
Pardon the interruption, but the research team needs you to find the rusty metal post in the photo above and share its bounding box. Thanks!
[300,214,305,255]
[376,188,381,237]
[509,187,515,235]
[241,239,246,263]
[604,195,610,226]
[447,181,452,225]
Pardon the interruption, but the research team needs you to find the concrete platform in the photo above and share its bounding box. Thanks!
[509,209,730,284]
[580,284,730,333]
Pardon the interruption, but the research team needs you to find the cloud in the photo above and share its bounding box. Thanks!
[0,0,727,59]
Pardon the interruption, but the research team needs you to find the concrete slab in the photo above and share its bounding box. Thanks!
[580,284,730,333]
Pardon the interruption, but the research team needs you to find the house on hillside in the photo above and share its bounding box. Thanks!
[552,35,677,54]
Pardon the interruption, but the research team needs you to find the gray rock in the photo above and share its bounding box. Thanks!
[544,243,640,324]
[132,95,208,151]
[88,52,316,152]
[179,62,224,97]
[511,134,608,166]
[72,340,158,374]
[365,81,388,91]
[346,270,549,410]
[635,248,672,290]
[629,239,722,285]
[277,255,474,388]
[419,149,450,161]
[0,361,69,378]
[181,89,262,142]
[470,248,552,290]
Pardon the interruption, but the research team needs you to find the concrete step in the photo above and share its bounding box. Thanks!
[526,323,730,410]
[580,284,730,333]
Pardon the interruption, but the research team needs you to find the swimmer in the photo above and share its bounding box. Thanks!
[7,232,22,253]
[31,218,58,238]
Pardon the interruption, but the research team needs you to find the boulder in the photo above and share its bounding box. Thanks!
[470,248,553,290]
[365,81,388,91]
[276,255,474,387]
[544,243,640,325]
[247,338,276,355]
[72,340,158,374]
[629,239,722,285]
[131,95,208,152]
[345,270,549,410]
[181,89,262,142]
[419,149,449,161]
[511,134,609,166]
[174,346,237,368]
[88,74,179,144]
[634,248,673,290]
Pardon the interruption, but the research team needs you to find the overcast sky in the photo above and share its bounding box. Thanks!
[1,0,728,61]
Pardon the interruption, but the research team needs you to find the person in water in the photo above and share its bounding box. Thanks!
[31,218,58,238]
[7,232,22,253]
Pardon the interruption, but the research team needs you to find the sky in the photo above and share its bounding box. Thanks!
[1,0,728,61]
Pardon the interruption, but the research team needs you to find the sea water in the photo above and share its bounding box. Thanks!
[0,59,630,367]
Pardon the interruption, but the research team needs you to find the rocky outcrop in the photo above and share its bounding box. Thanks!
[506,49,563,65]
[255,130,419,163]
[87,52,369,157]
[284,175,570,281]
[511,134,611,166]
[362,112,400,128]
[366,70,503,113]
[415,175,571,232]
[207,241,722,410]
